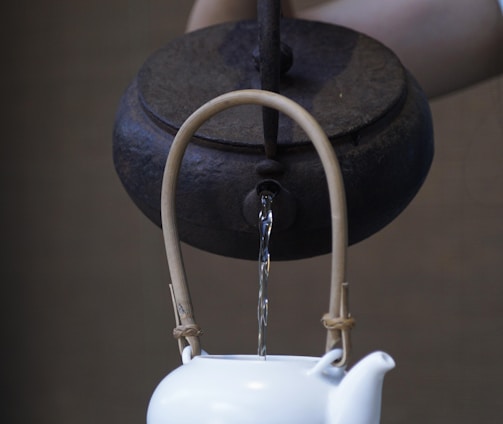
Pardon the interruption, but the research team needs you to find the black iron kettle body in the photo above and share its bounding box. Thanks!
[113,18,434,260]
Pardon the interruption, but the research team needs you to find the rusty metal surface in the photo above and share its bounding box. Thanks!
[113,19,434,260]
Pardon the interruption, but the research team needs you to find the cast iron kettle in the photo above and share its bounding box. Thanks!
[113,0,433,260]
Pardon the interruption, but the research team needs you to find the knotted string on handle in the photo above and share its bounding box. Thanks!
[161,89,353,365]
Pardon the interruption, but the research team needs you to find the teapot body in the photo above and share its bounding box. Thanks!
[147,354,343,424]
[113,19,433,260]
[147,350,395,424]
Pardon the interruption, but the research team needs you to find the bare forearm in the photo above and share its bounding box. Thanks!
[297,0,503,97]
[186,0,293,32]
[185,0,502,98]
[186,0,256,31]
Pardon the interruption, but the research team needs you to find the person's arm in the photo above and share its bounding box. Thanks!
[186,0,293,32]
[297,0,503,98]
[186,0,503,98]
[186,0,256,31]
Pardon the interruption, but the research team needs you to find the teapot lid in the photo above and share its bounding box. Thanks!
[138,18,406,149]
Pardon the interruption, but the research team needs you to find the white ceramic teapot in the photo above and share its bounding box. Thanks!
[147,347,394,424]
[149,90,395,423]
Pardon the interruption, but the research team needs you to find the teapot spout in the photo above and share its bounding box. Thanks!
[327,351,395,424]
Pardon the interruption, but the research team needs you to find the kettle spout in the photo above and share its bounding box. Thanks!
[327,351,395,424]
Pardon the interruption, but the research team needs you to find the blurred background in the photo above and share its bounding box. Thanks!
[1,0,502,423]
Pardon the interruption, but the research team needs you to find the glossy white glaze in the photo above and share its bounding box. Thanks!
[147,348,394,424]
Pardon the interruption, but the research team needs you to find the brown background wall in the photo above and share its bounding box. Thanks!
[1,1,502,423]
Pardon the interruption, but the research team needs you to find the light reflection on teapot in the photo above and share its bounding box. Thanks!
[147,348,395,424]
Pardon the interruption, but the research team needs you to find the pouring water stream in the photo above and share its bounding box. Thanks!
[258,192,274,359]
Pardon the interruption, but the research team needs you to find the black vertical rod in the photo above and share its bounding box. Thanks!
[258,0,281,159]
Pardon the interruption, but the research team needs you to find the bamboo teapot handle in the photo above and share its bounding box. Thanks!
[161,89,352,365]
